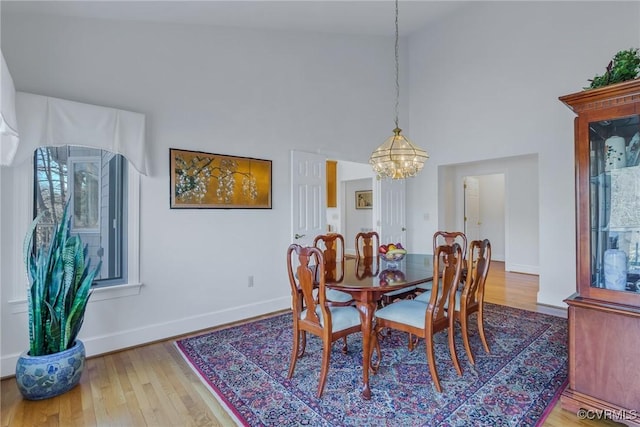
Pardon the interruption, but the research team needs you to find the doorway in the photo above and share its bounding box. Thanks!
[439,154,539,274]
[291,152,407,256]
[333,160,375,255]
[463,174,505,261]
[335,161,406,255]
[342,178,373,255]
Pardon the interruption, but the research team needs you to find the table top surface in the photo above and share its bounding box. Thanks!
[326,253,434,292]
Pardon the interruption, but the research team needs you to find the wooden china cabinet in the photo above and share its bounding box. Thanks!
[560,79,640,424]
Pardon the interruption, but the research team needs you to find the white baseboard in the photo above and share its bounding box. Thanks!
[1,296,290,378]
[506,263,539,275]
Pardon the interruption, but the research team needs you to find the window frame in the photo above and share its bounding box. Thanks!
[8,151,142,314]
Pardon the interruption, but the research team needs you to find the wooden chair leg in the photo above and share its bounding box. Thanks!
[448,318,462,376]
[425,332,441,393]
[408,333,418,351]
[298,331,307,358]
[288,327,300,378]
[460,315,475,365]
[317,340,332,397]
[370,330,381,374]
[341,336,348,354]
[478,306,490,354]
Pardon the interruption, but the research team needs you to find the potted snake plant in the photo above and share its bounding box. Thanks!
[15,202,101,400]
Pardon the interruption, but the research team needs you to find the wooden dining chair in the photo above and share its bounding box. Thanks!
[355,231,379,259]
[313,233,354,306]
[354,231,380,279]
[286,244,362,397]
[452,239,491,365]
[374,243,464,393]
[433,231,468,260]
[414,231,468,296]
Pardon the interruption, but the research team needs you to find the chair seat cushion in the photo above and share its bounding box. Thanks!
[326,289,354,303]
[301,306,361,332]
[414,279,442,301]
[413,290,431,303]
[375,300,429,329]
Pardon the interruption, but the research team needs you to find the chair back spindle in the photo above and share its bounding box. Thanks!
[288,245,324,325]
[428,243,464,325]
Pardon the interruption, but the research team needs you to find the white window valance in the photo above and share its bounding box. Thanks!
[0,51,19,166]
[10,91,148,175]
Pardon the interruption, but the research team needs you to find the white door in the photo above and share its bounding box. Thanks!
[464,176,481,241]
[291,150,326,246]
[377,178,406,246]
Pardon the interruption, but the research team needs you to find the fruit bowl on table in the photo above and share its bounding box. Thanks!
[379,251,406,263]
[378,244,407,270]
[378,243,407,269]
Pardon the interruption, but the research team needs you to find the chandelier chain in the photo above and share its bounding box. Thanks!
[394,0,399,129]
[369,0,428,180]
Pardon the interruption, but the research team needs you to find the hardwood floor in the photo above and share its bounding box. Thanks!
[1,261,623,426]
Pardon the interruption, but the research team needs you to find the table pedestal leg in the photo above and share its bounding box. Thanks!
[356,300,377,400]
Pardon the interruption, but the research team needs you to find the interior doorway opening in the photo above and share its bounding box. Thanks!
[323,159,375,255]
[463,174,505,261]
[438,154,539,274]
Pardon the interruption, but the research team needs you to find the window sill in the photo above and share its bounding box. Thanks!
[8,282,144,314]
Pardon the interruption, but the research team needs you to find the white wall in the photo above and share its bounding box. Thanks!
[406,1,640,306]
[0,14,399,376]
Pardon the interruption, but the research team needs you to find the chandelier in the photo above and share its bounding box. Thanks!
[369,0,428,180]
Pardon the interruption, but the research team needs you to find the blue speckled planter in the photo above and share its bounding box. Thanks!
[15,340,85,400]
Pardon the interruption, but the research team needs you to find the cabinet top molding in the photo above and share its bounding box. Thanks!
[560,78,640,114]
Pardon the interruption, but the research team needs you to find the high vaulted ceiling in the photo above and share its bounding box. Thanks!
[1,1,470,37]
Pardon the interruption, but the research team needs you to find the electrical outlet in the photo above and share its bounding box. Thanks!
[248,275,254,287]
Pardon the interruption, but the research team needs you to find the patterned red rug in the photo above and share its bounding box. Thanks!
[175,303,567,426]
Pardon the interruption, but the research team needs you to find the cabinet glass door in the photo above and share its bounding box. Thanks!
[590,114,640,292]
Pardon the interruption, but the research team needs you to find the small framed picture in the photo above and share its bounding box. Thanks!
[355,190,373,209]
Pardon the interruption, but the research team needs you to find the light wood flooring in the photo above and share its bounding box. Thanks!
[1,262,623,426]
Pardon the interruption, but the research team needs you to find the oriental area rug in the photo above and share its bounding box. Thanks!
[175,303,567,426]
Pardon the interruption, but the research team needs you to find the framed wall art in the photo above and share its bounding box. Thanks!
[355,190,372,209]
[170,148,272,209]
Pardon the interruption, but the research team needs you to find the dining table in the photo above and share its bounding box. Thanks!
[325,253,434,400]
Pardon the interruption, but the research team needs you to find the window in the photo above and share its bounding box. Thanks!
[33,146,127,287]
